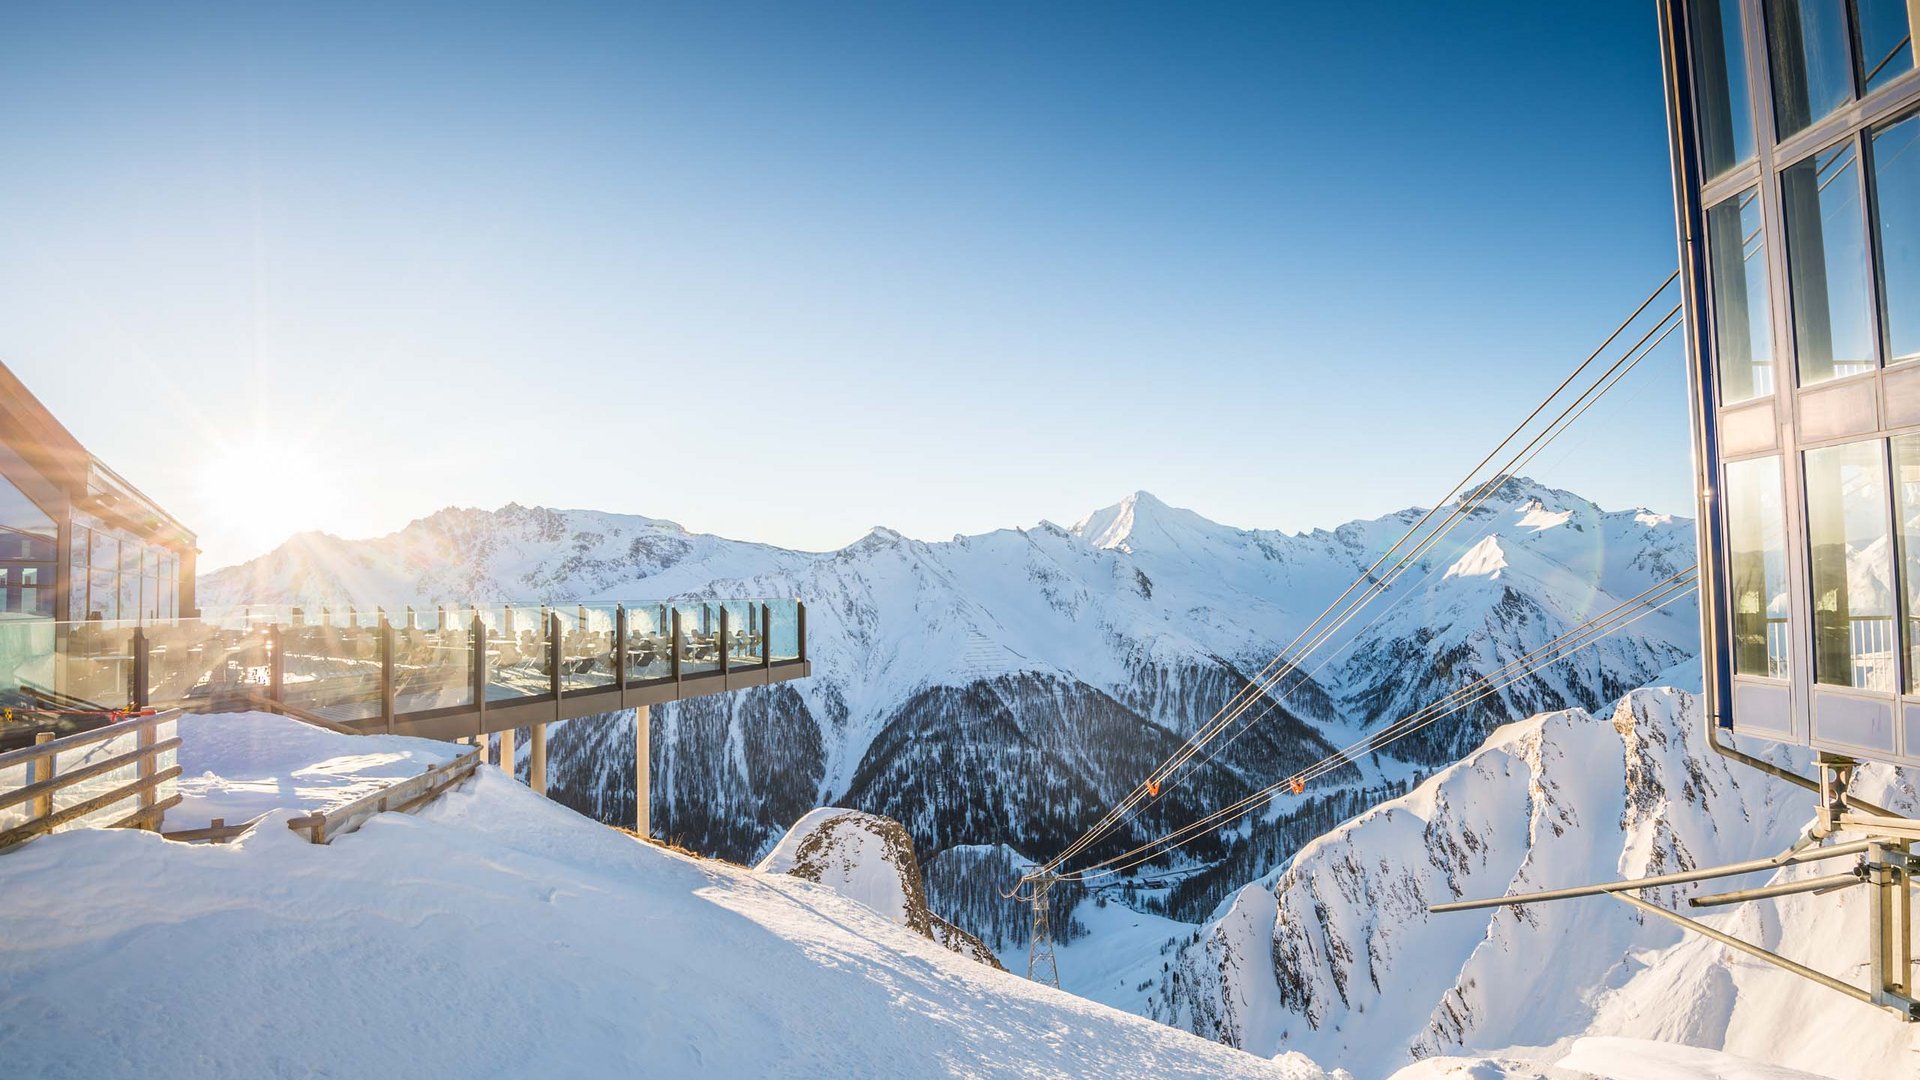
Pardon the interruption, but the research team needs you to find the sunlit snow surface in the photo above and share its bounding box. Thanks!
[170,710,463,828]
[0,713,1330,1080]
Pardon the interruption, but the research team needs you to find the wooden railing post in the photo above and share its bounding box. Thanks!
[762,603,772,669]
[30,731,53,820]
[798,600,808,664]
[719,605,731,679]
[136,719,156,829]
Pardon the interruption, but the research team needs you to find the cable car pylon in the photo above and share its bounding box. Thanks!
[1026,872,1060,988]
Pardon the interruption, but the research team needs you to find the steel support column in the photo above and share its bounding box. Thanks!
[634,703,651,838]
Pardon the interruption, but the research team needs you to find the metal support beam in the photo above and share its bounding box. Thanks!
[614,605,628,688]
[131,626,149,709]
[1841,813,1920,843]
[471,612,487,741]
[1689,870,1863,908]
[549,610,563,700]
[634,703,651,838]
[670,610,682,684]
[379,614,395,735]
[530,721,547,797]
[1610,892,1896,1013]
[719,605,730,680]
[1429,839,1875,913]
[269,625,284,705]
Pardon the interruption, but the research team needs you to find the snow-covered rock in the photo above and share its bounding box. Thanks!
[759,806,1005,970]
[759,807,932,934]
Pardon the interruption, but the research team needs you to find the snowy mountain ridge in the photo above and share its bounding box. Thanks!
[1142,686,1920,1078]
[201,478,1699,936]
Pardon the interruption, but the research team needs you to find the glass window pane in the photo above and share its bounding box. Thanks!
[0,473,55,561]
[88,570,116,621]
[1785,141,1876,382]
[1872,114,1920,363]
[1708,188,1777,402]
[1857,0,1917,93]
[1893,435,1920,690]
[1807,440,1895,691]
[1727,456,1792,678]
[1767,0,1856,137]
[91,530,116,574]
[1695,0,1758,177]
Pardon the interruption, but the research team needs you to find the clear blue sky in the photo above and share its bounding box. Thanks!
[0,2,1690,570]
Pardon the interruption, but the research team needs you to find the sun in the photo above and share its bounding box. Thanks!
[192,432,337,568]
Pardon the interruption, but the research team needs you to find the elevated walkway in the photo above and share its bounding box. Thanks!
[0,598,810,836]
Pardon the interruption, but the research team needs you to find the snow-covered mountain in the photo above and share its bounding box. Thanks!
[200,478,1698,939]
[1142,687,1920,1079]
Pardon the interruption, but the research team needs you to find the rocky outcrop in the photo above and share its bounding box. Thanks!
[757,807,1004,970]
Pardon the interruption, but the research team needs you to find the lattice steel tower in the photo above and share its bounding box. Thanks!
[1026,874,1060,988]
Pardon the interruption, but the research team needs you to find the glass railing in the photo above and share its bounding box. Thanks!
[674,602,721,678]
[477,604,549,703]
[765,598,801,662]
[392,616,474,715]
[561,603,618,694]
[0,597,804,737]
[625,602,673,682]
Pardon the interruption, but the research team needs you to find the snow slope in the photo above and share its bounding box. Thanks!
[1145,688,1920,1079]
[0,713,1334,1080]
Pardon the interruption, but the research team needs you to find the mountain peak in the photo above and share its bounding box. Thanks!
[1069,491,1222,554]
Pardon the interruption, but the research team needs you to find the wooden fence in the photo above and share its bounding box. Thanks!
[0,710,182,851]
[161,746,483,847]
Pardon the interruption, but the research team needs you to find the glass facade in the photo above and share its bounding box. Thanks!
[1857,0,1917,92]
[1894,434,1920,690]
[1767,0,1855,137]
[0,473,55,618]
[1671,0,1920,759]
[1696,0,1759,177]
[1726,455,1791,677]
[1806,440,1896,691]
[1708,188,1777,401]
[1872,113,1920,364]
[1783,140,1875,383]
[68,511,178,623]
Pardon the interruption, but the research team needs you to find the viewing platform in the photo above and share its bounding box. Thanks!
[0,598,810,748]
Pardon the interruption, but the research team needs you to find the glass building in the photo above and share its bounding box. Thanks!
[1662,0,1920,766]
[0,361,196,626]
